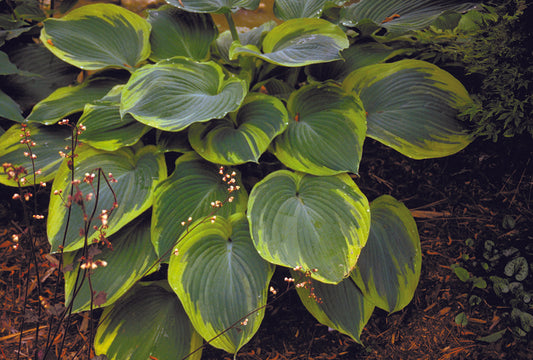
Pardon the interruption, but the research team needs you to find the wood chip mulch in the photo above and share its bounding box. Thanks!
[1,136,532,360]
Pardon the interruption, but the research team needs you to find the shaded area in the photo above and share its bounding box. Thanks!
[202,135,533,359]
[1,135,531,359]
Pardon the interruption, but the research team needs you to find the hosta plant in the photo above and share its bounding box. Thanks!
[0,0,477,358]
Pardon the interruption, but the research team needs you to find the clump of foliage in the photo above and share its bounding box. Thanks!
[452,220,532,342]
[1,0,479,358]
[409,0,533,141]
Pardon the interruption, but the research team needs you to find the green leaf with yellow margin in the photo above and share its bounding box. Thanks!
[47,145,167,252]
[121,57,247,131]
[351,195,421,313]
[151,152,248,260]
[292,270,374,343]
[189,93,288,165]
[343,59,473,159]
[94,281,203,360]
[248,170,370,284]
[26,76,120,125]
[41,4,151,70]
[0,123,70,186]
[229,18,348,67]
[271,83,366,175]
[168,214,274,354]
[63,214,159,313]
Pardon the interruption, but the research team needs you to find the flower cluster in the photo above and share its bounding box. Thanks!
[80,258,108,270]
[219,166,240,197]
[2,162,27,184]
[285,266,322,304]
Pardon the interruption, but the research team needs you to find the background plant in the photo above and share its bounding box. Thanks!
[452,223,532,342]
[0,0,481,358]
[406,0,532,141]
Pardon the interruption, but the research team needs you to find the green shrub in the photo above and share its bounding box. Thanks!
[410,0,533,141]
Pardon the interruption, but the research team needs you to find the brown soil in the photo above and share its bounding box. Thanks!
[2,135,531,360]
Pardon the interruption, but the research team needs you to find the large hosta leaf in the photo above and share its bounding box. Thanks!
[94,281,203,360]
[340,0,477,36]
[168,214,275,353]
[26,76,120,125]
[147,6,217,62]
[343,59,473,159]
[151,152,248,259]
[248,170,370,284]
[165,0,260,14]
[121,57,247,131]
[189,93,288,165]
[271,83,366,175]
[48,145,167,252]
[292,271,374,343]
[41,4,151,70]
[230,18,348,67]
[63,214,159,313]
[351,195,421,313]
[0,123,70,186]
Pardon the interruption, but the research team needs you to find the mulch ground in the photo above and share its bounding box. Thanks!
[1,135,532,360]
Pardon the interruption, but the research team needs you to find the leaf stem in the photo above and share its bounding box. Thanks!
[224,12,240,43]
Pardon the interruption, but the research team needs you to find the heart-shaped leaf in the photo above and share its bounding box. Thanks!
[151,152,248,259]
[230,18,349,67]
[47,145,167,252]
[343,59,473,159]
[147,5,218,62]
[41,4,151,70]
[351,195,421,313]
[292,271,374,343]
[0,123,70,186]
[94,281,203,360]
[248,170,370,284]
[121,57,247,131]
[189,93,288,165]
[26,76,120,125]
[63,214,159,313]
[165,0,260,14]
[168,214,275,353]
[273,0,332,20]
[271,83,366,175]
[340,0,477,36]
